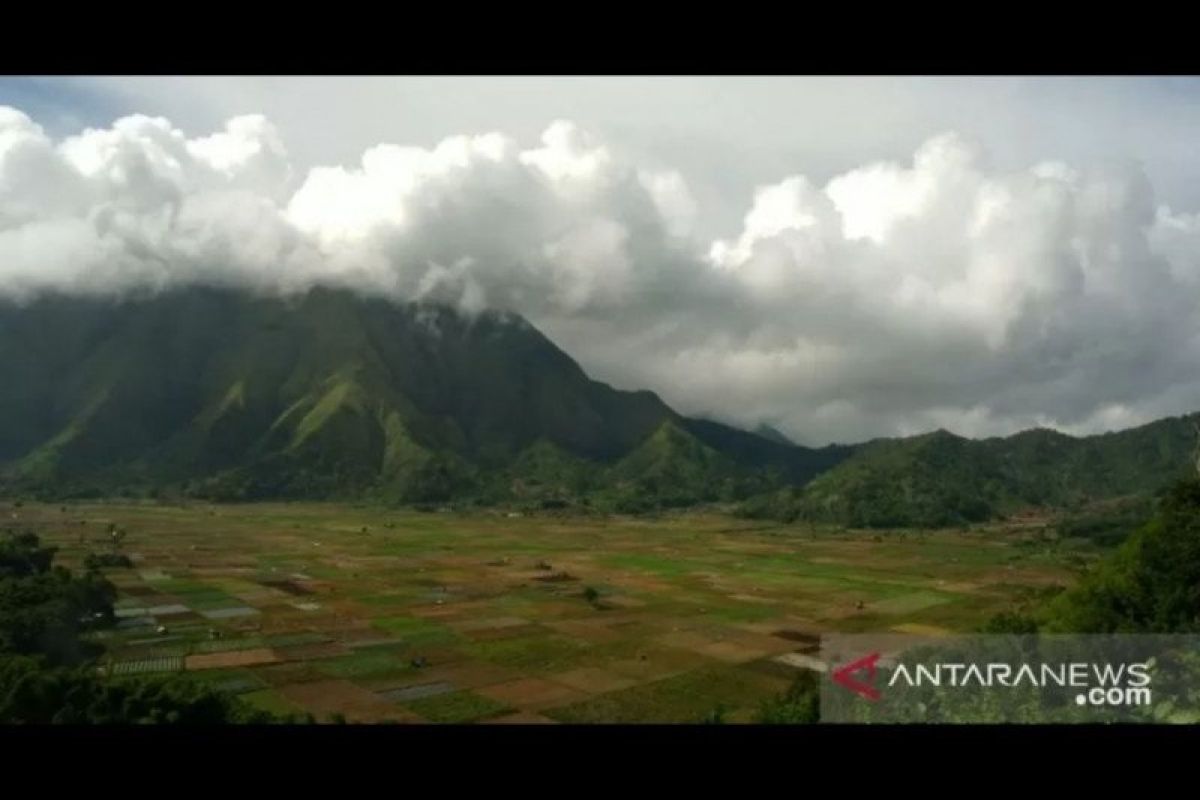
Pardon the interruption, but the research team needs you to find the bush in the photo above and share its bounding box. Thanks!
[83,553,134,571]
[755,670,820,724]
[980,610,1040,634]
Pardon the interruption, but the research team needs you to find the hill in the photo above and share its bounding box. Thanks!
[740,419,1200,528]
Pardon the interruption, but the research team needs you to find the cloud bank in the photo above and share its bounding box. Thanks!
[3,104,1199,445]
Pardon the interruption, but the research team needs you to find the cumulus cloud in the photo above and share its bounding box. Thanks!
[1,105,1199,445]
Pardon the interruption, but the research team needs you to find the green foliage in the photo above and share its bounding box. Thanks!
[0,655,292,724]
[1046,478,1200,633]
[740,420,1200,529]
[0,530,290,723]
[83,552,133,570]
[1054,496,1154,546]
[980,610,1040,634]
[0,530,114,665]
[755,669,820,724]
[0,530,56,578]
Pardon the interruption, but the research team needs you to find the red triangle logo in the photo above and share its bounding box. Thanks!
[832,652,882,701]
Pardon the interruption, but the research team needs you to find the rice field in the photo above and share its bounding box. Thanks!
[17,501,1091,723]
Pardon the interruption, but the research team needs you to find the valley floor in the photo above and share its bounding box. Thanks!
[17,502,1092,723]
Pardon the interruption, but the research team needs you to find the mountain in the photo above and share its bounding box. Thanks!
[740,419,1200,528]
[752,423,794,447]
[5,285,1196,522]
[0,286,838,505]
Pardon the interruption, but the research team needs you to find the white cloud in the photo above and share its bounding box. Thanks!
[1,104,1199,446]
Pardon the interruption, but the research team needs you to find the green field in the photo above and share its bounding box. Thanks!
[18,502,1093,723]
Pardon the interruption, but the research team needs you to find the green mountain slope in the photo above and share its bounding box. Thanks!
[0,287,827,504]
[742,418,1200,528]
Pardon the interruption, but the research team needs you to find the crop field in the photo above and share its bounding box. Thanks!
[14,502,1094,723]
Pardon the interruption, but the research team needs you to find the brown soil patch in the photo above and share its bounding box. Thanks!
[608,646,712,682]
[254,662,327,687]
[615,575,676,593]
[548,668,637,694]
[462,624,544,642]
[277,642,350,661]
[533,572,578,583]
[309,616,373,636]
[477,678,589,711]
[600,596,647,609]
[423,661,524,689]
[727,593,777,605]
[890,623,953,636]
[724,631,798,655]
[406,604,471,620]
[481,711,558,724]
[258,579,315,596]
[185,647,280,670]
[771,629,821,645]
[654,630,716,651]
[230,590,287,605]
[692,640,767,664]
[543,619,623,643]
[277,679,422,723]
[336,628,404,645]
[451,616,531,633]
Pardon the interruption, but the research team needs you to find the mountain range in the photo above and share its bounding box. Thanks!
[0,285,1196,525]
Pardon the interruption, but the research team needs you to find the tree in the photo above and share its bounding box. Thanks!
[0,531,57,578]
[0,531,290,723]
[0,531,115,665]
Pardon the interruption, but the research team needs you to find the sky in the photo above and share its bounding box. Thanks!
[2,76,1200,446]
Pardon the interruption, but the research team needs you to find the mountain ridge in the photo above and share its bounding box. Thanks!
[0,286,831,506]
[739,412,1200,528]
[2,284,1197,523]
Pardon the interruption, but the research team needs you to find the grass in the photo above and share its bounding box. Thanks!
[465,634,594,673]
[545,665,785,723]
[314,651,414,680]
[404,691,512,723]
[371,616,462,647]
[241,689,306,716]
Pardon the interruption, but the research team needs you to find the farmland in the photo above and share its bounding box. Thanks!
[13,501,1093,723]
